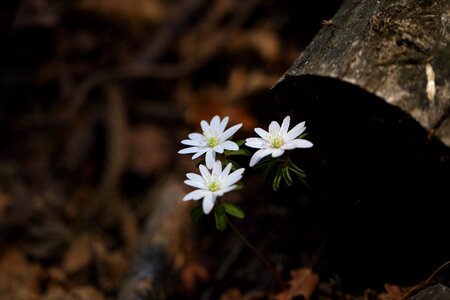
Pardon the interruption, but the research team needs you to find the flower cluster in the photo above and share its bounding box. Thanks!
[179,115,313,228]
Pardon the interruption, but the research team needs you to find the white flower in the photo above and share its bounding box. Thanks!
[245,116,313,167]
[178,115,242,168]
[183,161,245,214]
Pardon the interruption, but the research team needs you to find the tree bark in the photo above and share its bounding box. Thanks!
[265,0,450,288]
[273,0,450,147]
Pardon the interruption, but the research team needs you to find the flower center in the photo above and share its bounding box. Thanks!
[270,134,284,148]
[207,137,220,147]
[207,179,221,192]
[204,130,220,147]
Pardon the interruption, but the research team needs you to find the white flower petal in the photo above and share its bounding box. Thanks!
[221,140,239,151]
[249,148,273,167]
[184,179,207,189]
[254,128,269,139]
[200,120,209,133]
[222,163,232,177]
[285,122,306,141]
[192,148,208,159]
[188,133,204,141]
[181,139,204,147]
[210,115,220,130]
[219,185,237,194]
[268,120,280,134]
[271,148,285,158]
[183,189,208,201]
[199,164,210,178]
[214,145,224,153]
[205,150,216,168]
[222,168,244,186]
[219,116,229,133]
[178,147,201,154]
[202,193,216,214]
[221,123,242,141]
[283,139,313,149]
[212,160,222,176]
[186,173,204,184]
[245,137,265,149]
[280,116,291,134]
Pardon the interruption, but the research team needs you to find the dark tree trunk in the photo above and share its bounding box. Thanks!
[265,0,450,290]
[273,0,450,146]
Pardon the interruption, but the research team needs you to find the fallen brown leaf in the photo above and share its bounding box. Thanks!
[0,247,43,300]
[181,262,209,291]
[71,286,105,300]
[272,267,319,300]
[62,233,93,274]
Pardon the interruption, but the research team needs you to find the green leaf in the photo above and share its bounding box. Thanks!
[224,148,252,156]
[190,204,204,223]
[214,205,228,231]
[235,139,246,147]
[223,202,245,219]
[282,167,293,186]
[234,183,244,191]
[289,163,306,177]
[289,167,305,178]
[299,131,309,139]
[272,172,282,191]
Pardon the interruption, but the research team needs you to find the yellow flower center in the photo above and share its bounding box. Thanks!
[208,180,221,192]
[271,136,283,148]
[207,137,219,147]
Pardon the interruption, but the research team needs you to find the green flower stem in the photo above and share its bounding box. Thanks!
[227,220,286,290]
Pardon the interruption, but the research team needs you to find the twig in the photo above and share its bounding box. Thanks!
[89,83,128,217]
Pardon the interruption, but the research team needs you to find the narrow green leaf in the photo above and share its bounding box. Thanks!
[190,204,204,223]
[223,202,245,219]
[282,167,293,186]
[214,205,228,231]
[272,173,282,191]
[290,164,306,177]
[299,131,309,139]
[234,183,244,191]
[224,148,252,156]
[235,139,246,147]
[290,167,305,178]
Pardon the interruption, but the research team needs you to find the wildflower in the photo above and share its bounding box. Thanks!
[245,116,313,167]
[183,161,245,214]
[178,115,242,168]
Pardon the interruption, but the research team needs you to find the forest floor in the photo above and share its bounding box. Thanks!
[0,1,449,299]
